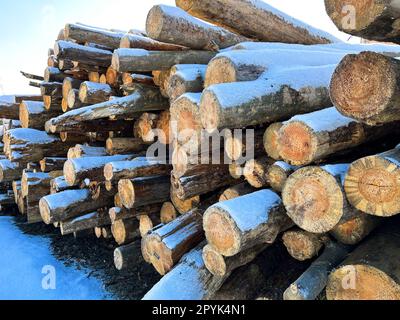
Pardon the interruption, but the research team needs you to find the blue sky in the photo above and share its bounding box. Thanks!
[0,0,355,95]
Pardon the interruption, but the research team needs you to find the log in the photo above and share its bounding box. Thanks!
[326,224,400,300]
[19,101,61,129]
[46,86,169,129]
[284,241,351,300]
[40,82,63,96]
[58,59,75,71]
[0,160,21,182]
[106,138,147,155]
[62,77,83,100]
[122,73,154,86]
[225,129,265,162]
[282,229,329,261]
[114,242,137,271]
[146,5,247,50]
[200,65,335,132]
[155,110,172,145]
[111,218,140,245]
[40,157,67,172]
[170,188,200,215]
[0,102,20,120]
[78,81,114,104]
[60,210,111,235]
[143,244,226,300]
[176,0,336,44]
[160,202,177,224]
[67,89,89,110]
[105,67,120,87]
[0,192,15,206]
[20,71,44,81]
[266,161,298,193]
[50,118,134,134]
[112,48,216,72]
[283,164,363,234]
[203,189,293,257]
[219,183,256,202]
[243,156,275,188]
[139,214,162,237]
[134,113,159,144]
[144,208,204,275]
[277,107,399,166]
[171,167,237,200]
[39,188,114,224]
[44,67,70,83]
[109,204,161,224]
[54,40,112,67]
[331,51,400,125]
[21,171,62,201]
[104,157,170,183]
[50,176,75,194]
[344,147,400,217]
[118,176,171,209]
[63,154,135,186]
[120,33,188,51]
[205,49,348,87]
[324,0,400,44]
[67,145,107,159]
[330,214,380,245]
[43,95,63,111]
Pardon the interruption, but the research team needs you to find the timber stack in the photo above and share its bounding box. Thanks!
[1,0,400,301]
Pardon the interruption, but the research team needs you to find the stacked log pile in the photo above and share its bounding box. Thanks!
[2,0,400,301]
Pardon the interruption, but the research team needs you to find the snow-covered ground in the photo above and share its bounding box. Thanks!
[0,216,113,300]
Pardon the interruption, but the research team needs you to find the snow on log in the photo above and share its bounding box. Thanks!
[39,157,67,172]
[146,5,248,50]
[203,190,293,257]
[67,145,107,159]
[39,188,114,224]
[176,0,337,44]
[120,33,188,51]
[283,164,364,234]
[344,146,400,217]
[78,81,114,104]
[326,224,400,300]
[60,210,111,235]
[63,154,135,186]
[112,48,216,72]
[200,65,335,132]
[284,241,351,300]
[331,51,400,125]
[0,160,22,182]
[50,176,75,194]
[19,101,61,129]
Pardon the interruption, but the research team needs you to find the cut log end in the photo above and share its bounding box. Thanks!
[278,121,316,166]
[114,247,125,271]
[282,230,325,261]
[145,5,165,41]
[283,167,344,233]
[160,202,177,224]
[327,265,400,300]
[202,244,227,277]
[330,51,396,124]
[243,159,269,188]
[63,160,77,186]
[225,135,243,162]
[205,57,237,87]
[39,198,52,225]
[344,156,400,217]
[118,179,135,209]
[264,123,283,160]
[200,90,220,132]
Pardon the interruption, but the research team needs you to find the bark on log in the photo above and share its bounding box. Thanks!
[146,5,247,50]
[204,189,293,256]
[120,33,188,51]
[39,188,114,224]
[0,102,21,120]
[21,171,62,201]
[112,48,216,72]
[144,208,204,275]
[284,240,351,300]
[344,147,400,217]
[326,224,400,300]
[331,51,400,125]
[67,145,107,159]
[106,138,147,155]
[114,242,138,271]
[111,218,140,245]
[200,65,335,132]
[78,81,114,104]
[40,157,67,172]
[50,176,75,194]
[160,202,177,224]
[243,156,275,188]
[282,229,329,261]
[325,0,400,44]
[60,210,111,235]
[40,82,63,96]
[283,164,369,234]
[0,160,22,183]
[54,40,112,67]
[118,175,171,209]
[122,73,154,86]
[170,187,200,215]
[266,161,298,193]
[219,183,256,202]
[63,154,135,186]
[44,67,70,83]
[19,101,61,129]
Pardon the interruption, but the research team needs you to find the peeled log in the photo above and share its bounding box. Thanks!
[331,51,400,125]
[204,190,292,257]
[120,33,188,51]
[176,0,336,44]
[46,86,169,129]
[64,154,135,186]
[19,101,61,129]
[200,65,335,132]
[283,164,363,234]
[284,241,351,301]
[39,188,114,224]
[144,209,204,275]
[60,211,111,235]
[282,229,328,261]
[104,158,170,183]
[325,0,400,44]
[146,5,247,50]
[344,147,400,217]
[326,224,400,300]
[112,48,216,72]
[118,176,171,209]
[277,107,398,166]
[54,40,112,67]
